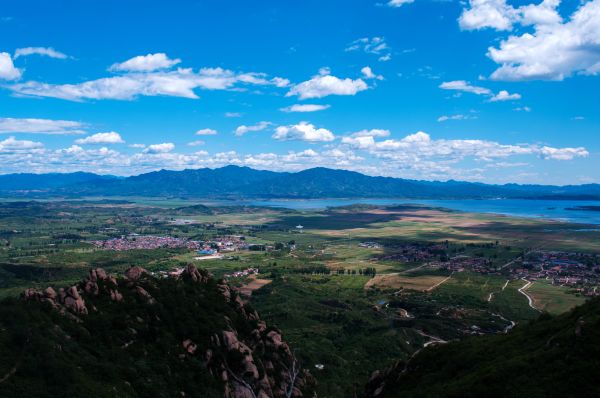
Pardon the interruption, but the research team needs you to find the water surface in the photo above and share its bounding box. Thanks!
[242,198,600,225]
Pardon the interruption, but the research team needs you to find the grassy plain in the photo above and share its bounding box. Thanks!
[526,280,586,315]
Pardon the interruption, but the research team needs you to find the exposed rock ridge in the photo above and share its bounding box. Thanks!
[22,264,314,397]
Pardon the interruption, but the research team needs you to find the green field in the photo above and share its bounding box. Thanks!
[526,280,586,315]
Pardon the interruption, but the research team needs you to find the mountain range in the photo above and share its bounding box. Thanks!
[2,166,600,200]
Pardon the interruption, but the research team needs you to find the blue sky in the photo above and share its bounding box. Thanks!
[0,0,598,184]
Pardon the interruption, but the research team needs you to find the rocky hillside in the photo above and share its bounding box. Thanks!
[363,297,600,398]
[0,265,315,397]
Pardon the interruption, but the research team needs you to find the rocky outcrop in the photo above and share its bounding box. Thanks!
[135,285,156,304]
[24,284,87,315]
[124,266,148,281]
[20,264,315,398]
[181,263,211,283]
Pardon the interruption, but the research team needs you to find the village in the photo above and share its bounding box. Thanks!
[90,234,249,253]
[363,241,600,297]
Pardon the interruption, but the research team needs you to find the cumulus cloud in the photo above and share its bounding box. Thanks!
[345,37,392,61]
[280,104,330,113]
[361,66,384,80]
[109,53,181,72]
[0,136,44,152]
[459,0,518,31]
[235,121,272,136]
[188,140,205,147]
[0,52,22,80]
[341,130,588,164]
[9,65,289,101]
[195,128,218,135]
[488,0,600,80]
[459,0,600,81]
[490,90,521,101]
[0,117,86,135]
[459,0,562,31]
[143,142,175,154]
[540,146,589,160]
[75,132,124,145]
[286,68,368,99]
[439,80,491,95]
[273,122,335,142]
[14,47,69,59]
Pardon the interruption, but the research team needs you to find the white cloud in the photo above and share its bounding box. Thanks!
[439,80,491,95]
[188,140,205,147]
[361,66,384,80]
[225,112,242,118]
[387,0,415,7]
[280,104,330,113]
[195,128,218,135]
[459,0,600,81]
[459,0,517,31]
[271,77,291,87]
[490,90,521,101]
[540,146,589,160]
[351,129,391,138]
[14,47,69,59]
[459,0,562,31]
[286,69,368,99]
[0,117,86,135]
[143,142,175,154]
[0,136,43,152]
[0,52,21,80]
[341,135,376,149]
[9,66,289,101]
[273,122,335,142]
[488,0,600,80]
[235,121,272,136]
[341,130,587,164]
[129,143,146,148]
[109,53,181,72]
[345,37,392,61]
[75,131,124,145]
[437,114,477,122]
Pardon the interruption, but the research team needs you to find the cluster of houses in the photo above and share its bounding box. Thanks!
[91,235,202,251]
[440,255,491,272]
[516,251,600,295]
[91,234,250,255]
[438,249,600,297]
[223,267,259,279]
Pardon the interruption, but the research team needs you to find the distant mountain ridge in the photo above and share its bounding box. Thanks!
[1,165,599,199]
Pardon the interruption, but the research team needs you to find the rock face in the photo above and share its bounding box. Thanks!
[24,267,125,316]
[124,266,148,281]
[19,264,315,398]
[181,263,211,283]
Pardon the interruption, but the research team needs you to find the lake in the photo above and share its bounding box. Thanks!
[242,198,600,226]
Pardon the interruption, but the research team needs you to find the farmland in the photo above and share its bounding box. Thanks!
[0,200,598,396]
